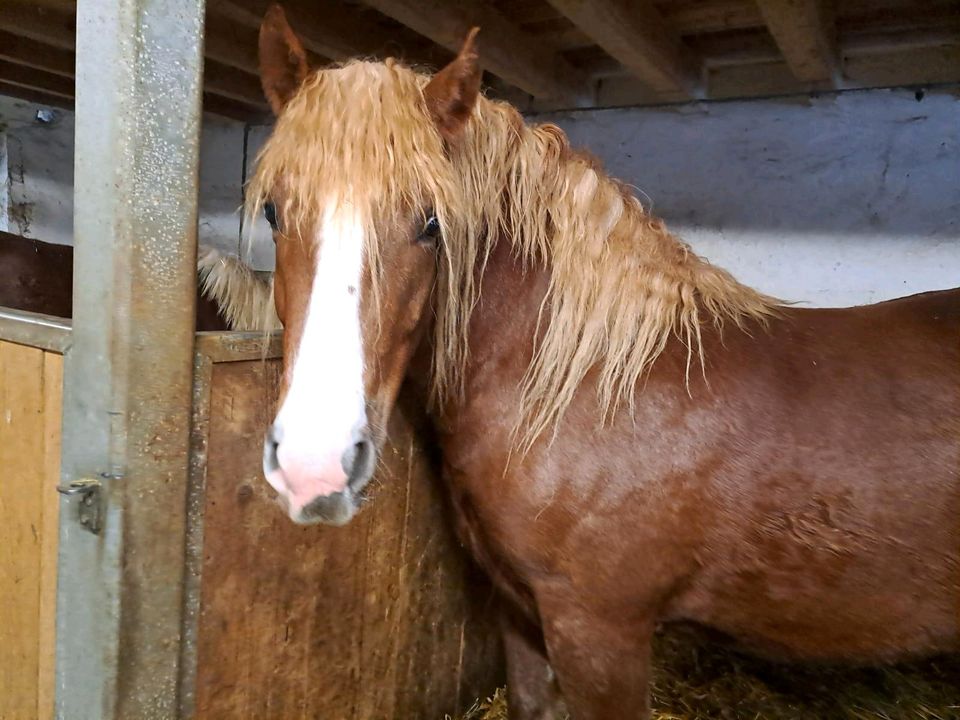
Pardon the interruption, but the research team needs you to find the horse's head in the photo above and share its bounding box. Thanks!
[253,5,481,525]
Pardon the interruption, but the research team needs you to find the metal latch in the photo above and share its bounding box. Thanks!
[57,478,103,534]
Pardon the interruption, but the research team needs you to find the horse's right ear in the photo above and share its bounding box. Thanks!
[259,4,309,116]
[424,27,482,142]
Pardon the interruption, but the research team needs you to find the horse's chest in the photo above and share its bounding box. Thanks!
[442,459,540,619]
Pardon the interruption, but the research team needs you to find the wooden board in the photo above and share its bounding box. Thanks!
[194,360,502,719]
[0,341,62,720]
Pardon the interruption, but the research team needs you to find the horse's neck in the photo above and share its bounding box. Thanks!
[408,235,549,436]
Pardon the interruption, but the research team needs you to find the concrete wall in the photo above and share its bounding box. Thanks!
[0,95,270,267]
[1,98,74,242]
[535,88,959,306]
[3,88,959,304]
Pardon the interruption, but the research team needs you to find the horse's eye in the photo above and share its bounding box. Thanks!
[263,202,279,231]
[418,214,441,245]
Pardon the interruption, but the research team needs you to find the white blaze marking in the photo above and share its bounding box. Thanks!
[272,202,366,500]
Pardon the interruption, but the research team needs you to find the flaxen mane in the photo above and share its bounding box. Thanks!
[197,246,281,332]
[246,59,779,450]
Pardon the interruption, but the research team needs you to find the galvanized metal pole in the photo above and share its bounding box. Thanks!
[57,0,205,718]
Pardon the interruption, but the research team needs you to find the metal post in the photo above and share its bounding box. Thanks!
[57,0,205,717]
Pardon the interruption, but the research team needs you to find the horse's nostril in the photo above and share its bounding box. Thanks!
[354,439,371,469]
[342,434,376,486]
[267,423,282,447]
[263,424,281,474]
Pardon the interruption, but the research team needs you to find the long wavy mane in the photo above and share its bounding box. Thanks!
[247,59,779,450]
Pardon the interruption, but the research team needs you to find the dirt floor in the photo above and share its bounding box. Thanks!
[453,625,960,720]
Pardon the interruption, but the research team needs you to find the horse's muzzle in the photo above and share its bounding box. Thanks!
[263,423,377,526]
[294,488,358,526]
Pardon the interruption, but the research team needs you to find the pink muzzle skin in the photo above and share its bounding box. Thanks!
[267,449,349,515]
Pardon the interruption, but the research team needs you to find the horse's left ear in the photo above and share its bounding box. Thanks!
[259,4,310,116]
[424,27,481,141]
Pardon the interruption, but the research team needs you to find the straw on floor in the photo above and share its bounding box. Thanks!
[452,625,960,720]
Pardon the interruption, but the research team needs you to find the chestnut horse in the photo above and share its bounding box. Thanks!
[0,230,277,331]
[252,8,960,719]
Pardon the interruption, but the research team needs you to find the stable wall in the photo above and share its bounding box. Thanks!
[535,88,960,306]
[4,87,959,304]
[0,95,263,266]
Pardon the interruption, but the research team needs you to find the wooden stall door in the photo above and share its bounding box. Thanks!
[0,342,62,720]
[194,359,501,720]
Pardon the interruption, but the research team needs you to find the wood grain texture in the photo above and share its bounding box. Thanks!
[757,0,838,82]
[545,0,697,95]
[0,342,62,720]
[194,360,502,719]
[37,352,62,720]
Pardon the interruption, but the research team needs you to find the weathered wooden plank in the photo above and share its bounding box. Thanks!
[37,352,62,720]
[194,360,502,719]
[0,342,46,718]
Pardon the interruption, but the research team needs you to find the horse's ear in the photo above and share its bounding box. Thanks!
[424,27,481,141]
[259,4,309,116]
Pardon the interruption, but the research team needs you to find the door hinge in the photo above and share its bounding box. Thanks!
[57,478,103,534]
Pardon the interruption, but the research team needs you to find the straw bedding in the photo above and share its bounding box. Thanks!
[453,625,960,720]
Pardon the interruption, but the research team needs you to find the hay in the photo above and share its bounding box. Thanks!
[453,626,960,720]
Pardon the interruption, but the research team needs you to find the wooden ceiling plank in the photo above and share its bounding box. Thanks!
[209,0,450,69]
[204,16,262,74]
[660,0,765,35]
[195,59,269,109]
[843,29,960,57]
[521,18,594,52]
[0,2,75,51]
[0,59,73,98]
[545,0,699,96]
[210,0,372,62]
[756,0,839,83]
[0,31,74,77]
[361,0,591,102]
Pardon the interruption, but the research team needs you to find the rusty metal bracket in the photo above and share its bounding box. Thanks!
[57,477,103,534]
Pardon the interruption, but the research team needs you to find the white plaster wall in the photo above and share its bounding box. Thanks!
[0,97,74,241]
[535,89,960,307]
[0,129,8,232]
[242,124,278,270]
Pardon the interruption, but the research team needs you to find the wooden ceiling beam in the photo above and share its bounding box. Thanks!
[757,0,839,83]
[545,0,699,96]
[361,0,591,103]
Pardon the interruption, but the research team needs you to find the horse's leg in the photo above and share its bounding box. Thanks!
[536,590,654,720]
[500,608,566,720]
